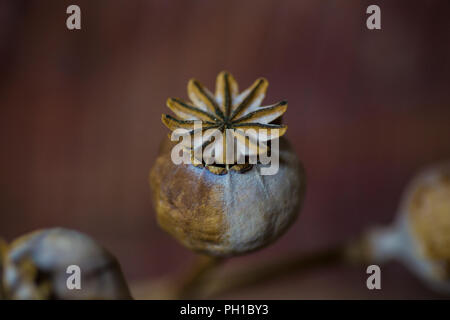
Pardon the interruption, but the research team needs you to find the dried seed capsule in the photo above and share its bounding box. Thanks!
[150,72,306,256]
[362,163,450,293]
[2,228,132,300]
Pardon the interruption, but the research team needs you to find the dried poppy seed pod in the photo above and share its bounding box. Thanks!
[2,228,132,300]
[361,163,450,293]
[150,72,306,256]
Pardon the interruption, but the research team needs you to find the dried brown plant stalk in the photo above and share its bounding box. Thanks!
[133,238,367,299]
[173,255,225,299]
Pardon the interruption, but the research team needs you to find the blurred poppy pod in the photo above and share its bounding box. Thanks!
[150,72,306,257]
[360,163,450,293]
[2,228,132,300]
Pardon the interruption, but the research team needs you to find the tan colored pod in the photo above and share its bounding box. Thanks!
[407,164,450,266]
[151,72,306,256]
[2,228,132,300]
[150,137,306,257]
[362,163,450,293]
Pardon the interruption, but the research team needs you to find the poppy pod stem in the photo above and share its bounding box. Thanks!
[207,246,346,297]
[131,239,369,299]
[139,239,366,299]
[173,254,225,299]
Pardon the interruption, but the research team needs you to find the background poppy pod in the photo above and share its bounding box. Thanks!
[150,73,306,256]
[361,163,450,293]
[2,228,132,300]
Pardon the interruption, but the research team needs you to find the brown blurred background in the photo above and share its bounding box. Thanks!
[1,0,450,299]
